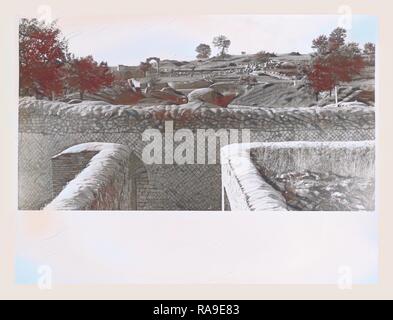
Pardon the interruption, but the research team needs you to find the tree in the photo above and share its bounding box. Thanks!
[364,42,376,65]
[312,35,329,55]
[139,62,152,77]
[213,35,231,56]
[307,48,365,100]
[68,56,114,100]
[328,27,347,51]
[19,18,69,99]
[255,51,272,64]
[305,58,335,101]
[306,28,365,101]
[195,43,211,59]
[364,42,376,56]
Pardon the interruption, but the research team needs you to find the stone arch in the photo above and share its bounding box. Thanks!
[146,57,161,75]
[48,143,150,210]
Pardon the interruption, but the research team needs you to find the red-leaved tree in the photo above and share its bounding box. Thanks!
[305,58,335,101]
[307,28,365,101]
[19,19,69,99]
[68,56,114,100]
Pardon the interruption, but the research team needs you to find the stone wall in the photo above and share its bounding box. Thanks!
[19,98,375,210]
[221,143,288,211]
[222,141,375,211]
[52,150,98,198]
[19,99,375,133]
[46,143,134,210]
[251,141,375,179]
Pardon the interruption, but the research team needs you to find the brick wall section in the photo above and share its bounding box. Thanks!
[135,171,152,210]
[45,143,134,210]
[52,151,98,197]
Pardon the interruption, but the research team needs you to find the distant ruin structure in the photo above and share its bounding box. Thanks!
[146,57,161,76]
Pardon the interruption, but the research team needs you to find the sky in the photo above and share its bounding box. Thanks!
[55,15,378,66]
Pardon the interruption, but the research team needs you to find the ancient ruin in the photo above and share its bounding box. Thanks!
[18,20,376,212]
[19,97,375,211]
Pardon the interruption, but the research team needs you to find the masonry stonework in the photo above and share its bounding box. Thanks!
[222,141,375,211]
[52,150,98,198]
[19,98,375,210]
[46,143,136,210]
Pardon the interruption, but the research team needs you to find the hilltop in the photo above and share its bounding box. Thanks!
[63,52,375,108]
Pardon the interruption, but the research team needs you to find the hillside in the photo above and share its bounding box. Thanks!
[66,53,374,108]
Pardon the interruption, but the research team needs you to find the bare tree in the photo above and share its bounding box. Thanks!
[213,35,231,56]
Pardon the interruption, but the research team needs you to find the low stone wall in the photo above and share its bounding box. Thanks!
[19,98,374,133]
[19,98,375,210]
[52,150,98,198]
[251,141,375,179]
[221,143,288,211]
[222,141,375,211]
[45,143,133,210]
[259,70,294,80]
